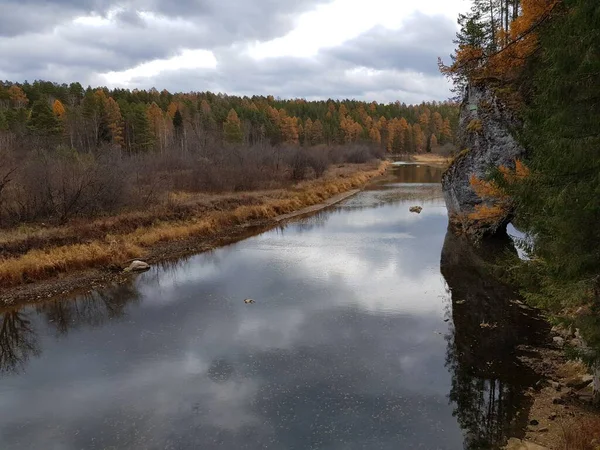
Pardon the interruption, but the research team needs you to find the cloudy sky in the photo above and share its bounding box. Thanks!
[0,0,467,103]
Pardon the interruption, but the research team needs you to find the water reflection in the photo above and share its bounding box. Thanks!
[0,163,545,450]
[0,309,39,374]
[34,282,142,335]
[441,230,549,449]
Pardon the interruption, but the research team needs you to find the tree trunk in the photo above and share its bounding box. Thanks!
[489,0,496,50]
[594,362,600,405]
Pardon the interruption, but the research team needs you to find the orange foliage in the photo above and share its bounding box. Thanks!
[105,97,124,146]
[52,99,66,119]
[340,116,363,143]
[441,0,558,83]
[369,126,381,144]
[468,160,529,224]
[7,85,28,108]
[281,116,299,144]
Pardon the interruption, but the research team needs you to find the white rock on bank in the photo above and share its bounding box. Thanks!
[125,260,150,272]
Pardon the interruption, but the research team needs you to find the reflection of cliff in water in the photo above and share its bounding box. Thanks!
[441,230,549,449]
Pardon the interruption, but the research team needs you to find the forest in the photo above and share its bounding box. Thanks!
[0,81,457,227]
[441,0,600,411]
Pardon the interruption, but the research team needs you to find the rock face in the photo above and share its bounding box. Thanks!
[442,83,526,238]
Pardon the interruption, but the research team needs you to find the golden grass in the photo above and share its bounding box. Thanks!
[559,417,600,450]
[0,241,143,286]
[0,161,389,288]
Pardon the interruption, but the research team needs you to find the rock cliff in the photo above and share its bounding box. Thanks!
[442,84,525,238]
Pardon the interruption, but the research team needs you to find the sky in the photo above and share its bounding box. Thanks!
[0,0,468,103]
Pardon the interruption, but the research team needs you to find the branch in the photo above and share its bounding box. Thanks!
[444,1,561,75]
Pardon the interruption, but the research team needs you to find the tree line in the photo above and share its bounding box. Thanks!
[0,81,457,155]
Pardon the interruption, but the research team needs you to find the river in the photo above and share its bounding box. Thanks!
[0,163,547,449]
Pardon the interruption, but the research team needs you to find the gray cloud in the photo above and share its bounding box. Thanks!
[0,1,455,102]
[326,13,456,76]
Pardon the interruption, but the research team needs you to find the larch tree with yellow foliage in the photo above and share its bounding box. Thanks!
[223,108,243,144]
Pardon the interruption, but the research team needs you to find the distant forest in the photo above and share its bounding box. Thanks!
[0,80,458,154]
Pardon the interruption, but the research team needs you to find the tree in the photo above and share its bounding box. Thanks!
[303,118,313,146]
[509,0,600,314]
[281,116,299,144]
[430,134,439,151]
[223,108,243,144]
[52,99,67,134]
[105,97,124,147]
[310,120,324,145]
[28,99,61,135]
[369,126,381,144]
[147,102,166,152]
[52,99,66,120]
[173,109,183,130]
[7,86,28,109]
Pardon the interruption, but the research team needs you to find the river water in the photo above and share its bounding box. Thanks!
[0,163,547,449]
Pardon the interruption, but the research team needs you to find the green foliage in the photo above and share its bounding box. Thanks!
[173,109,183,129]
[511,0,600,303]
[0,111,8,131]
[28,99,61,135]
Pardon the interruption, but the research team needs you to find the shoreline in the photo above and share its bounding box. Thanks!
[506,324,600,450]
[1,162,389,307]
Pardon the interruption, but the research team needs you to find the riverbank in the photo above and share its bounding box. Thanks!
[409,153,452,166]
[0,161,389,306]
[506,325,600,450]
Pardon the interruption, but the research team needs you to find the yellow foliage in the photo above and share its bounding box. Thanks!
[52,99,66,119]
[441,0,558,83]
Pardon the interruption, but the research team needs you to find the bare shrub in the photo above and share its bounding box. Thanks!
[0,138,382,227]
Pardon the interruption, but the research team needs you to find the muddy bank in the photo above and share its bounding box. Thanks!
[507,336,600,449]
[1,165,387,307]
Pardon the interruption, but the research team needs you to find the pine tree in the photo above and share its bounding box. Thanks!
[511,0,600,312]
[28,99,61,135]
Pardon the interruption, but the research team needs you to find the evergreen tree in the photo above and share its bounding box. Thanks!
[173,108,184,130]
[512,0,600,313]
[28,99,61,135]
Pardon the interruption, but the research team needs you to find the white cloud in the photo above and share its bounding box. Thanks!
[102,49,218,86]
[247,0,466,60]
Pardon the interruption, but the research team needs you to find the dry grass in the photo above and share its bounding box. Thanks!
[0,241,143,286]
[408,153,452,167]
[558,417,600,450]
[0,161,388,288]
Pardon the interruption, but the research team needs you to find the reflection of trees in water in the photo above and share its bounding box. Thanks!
[0,280,143,375]
[0,309,40,374]
[441,230,549,449]
[35,281,142,336]
[392,165,444,184]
